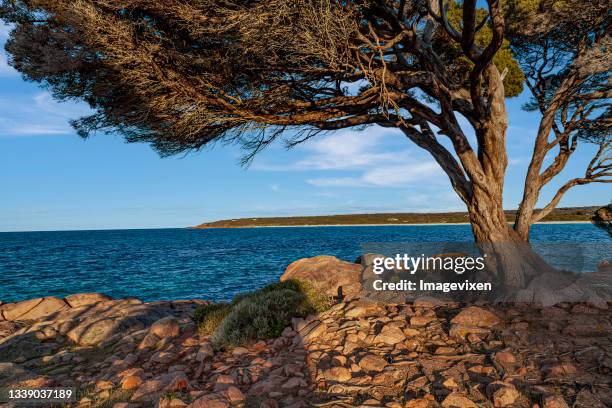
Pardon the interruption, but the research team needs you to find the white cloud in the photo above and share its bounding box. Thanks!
[0,24,18,77]
[307,162,445,188]
[0,92,92,138]
[253,127,410,171]
[269,184,280,192]
[0,52,17,77]
[253,125,451,190]
[306,177,367,187]
[0,24,10,40]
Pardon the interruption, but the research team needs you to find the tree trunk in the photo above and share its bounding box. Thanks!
[466,184,554,293]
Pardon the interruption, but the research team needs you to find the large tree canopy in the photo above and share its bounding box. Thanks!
[1,0,530,157]
[0,0,610,288]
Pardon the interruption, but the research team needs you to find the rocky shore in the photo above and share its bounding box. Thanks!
[1,257,611,408]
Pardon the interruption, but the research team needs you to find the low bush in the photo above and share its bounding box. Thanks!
[192,279,333,348]
[193,303,231,336]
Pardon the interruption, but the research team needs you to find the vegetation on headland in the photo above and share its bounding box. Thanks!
[193,206,599,229]
[193,279,333,348]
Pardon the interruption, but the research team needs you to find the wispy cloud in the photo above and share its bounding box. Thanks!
[0,92,91,138]
[253,126,448,189]
[307,162,444,188]
[0,24,18,77]
[0,53,17,77]
[253,127,409,171]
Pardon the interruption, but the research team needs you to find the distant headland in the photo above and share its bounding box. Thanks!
[193,206,600,229]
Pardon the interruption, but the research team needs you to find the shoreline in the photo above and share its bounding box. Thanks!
[194,220,592,229]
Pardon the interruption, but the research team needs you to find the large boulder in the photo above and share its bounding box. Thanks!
[66,305,170,346]
[149,316,180,339]
[0,297,68,321]
[64,293,112,308]
[280,255,362,297]
[591,205,611,237]
[451,306,501,328]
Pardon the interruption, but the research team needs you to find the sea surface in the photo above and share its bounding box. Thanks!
[0,224,609,303]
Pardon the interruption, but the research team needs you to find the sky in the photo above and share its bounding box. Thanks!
[0,24,609,232]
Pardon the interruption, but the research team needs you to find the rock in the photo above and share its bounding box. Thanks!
[486,381,519,407]
[405,398,432,408]
[562,319,610,337]
[414,296,445,308]
[68,311,161,346]
[213,374,235,391]
[280,255,362,297]
[493,351,516,365]
[190,394,230,408]
[493,351,518,373]
[323,367,352,382]
[96,380,114,390]
[222,386,245,403]
[231,346,249,356]
[545,363,577,378]
[467,365,496,383]
[435,347,455,355]
[441,392,478,408]
[331,355,347,367]
[131,379,164,401]
[591,205,611,234]
[1,297,68,321]
[376,325,406,345]
[451,306,500,328]
[64,293,112,308]
[165,372,190,392]
[0,321,21,338]
[410,316,434,327]
[442,378,459,389]
[151,351,177,364]
[542,395,570,408]
[345,301,385,318]
[149,317,180,339]
[282,377,307,389]
[139,333,160,349]
[196,343,214,361]
[158,396,188,408]
[121,375,144,390]
[449,324,490,339]
[358,354,387,372]
[574,388,607,408]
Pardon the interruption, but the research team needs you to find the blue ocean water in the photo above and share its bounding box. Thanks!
[0,224,609,303]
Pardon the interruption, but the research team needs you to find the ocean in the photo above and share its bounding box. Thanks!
[0,224,609,303]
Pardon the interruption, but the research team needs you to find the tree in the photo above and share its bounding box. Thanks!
[1,0,609,292]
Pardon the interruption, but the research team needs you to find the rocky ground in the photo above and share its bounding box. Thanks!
[1,257,611,408]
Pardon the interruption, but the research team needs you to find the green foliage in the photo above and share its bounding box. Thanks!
[235,279,333,313]
[212,288,305,347]
[437,1,525,97]
[192,279,333,348]
[193,303,231,336]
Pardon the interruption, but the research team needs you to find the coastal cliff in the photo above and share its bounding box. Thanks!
[1,258,611,408]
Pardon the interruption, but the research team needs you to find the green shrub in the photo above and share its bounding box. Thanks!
[234,279,333,313]
[193,303,231,336]
[206,279,333,348]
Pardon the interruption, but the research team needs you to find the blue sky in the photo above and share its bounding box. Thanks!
[0,24,609,232]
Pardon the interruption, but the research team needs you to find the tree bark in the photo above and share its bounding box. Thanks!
[466,183,554,293]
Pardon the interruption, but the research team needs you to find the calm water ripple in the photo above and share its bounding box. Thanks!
[0,224,608,302]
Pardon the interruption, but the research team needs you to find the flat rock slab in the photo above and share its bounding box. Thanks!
[1,297,68,321]
[64,293,112,308]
